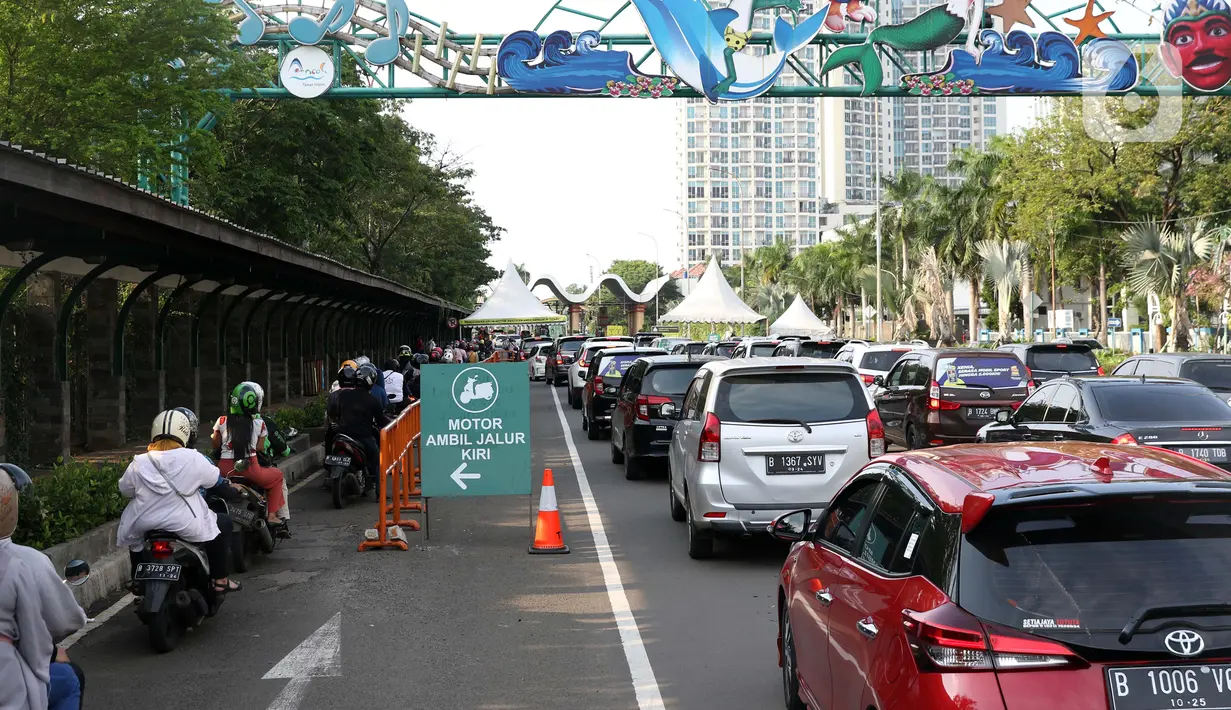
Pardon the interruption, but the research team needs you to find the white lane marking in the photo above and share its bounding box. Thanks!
[263,612,342,710]
[289,468,324,493]
[60,593,135,649]
[549,387,665,710]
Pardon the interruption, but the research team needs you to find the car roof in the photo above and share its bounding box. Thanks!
[590,346,667,357]
[1123,353,1231,362]
[885,442,1231,514]
[698,356,859,376]
[1060,375,1203,387]
[924,347,1018,357]
[638,354,725,367]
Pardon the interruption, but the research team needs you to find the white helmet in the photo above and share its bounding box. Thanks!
[354,356,371,367]
[241,381,265,411]
[151,409,192,447]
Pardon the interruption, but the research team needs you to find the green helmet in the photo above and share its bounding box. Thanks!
[229,382,259,416]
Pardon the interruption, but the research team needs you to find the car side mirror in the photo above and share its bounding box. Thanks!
[660,402,678,419]
[995,409,1012,425]
[768,510,812,542]
[64,559,90,586]
[873,375,885,386]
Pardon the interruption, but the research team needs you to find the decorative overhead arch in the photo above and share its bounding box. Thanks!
[531,272,672,306]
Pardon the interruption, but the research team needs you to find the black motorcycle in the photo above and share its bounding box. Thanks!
[130,521,226,653]
[221,478,279,573]
[325,434,372,509]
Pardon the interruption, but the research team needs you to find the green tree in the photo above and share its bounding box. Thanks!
[946,145,1012,341]
[606,259,681,302]
[977,239,1031,340]
[1122,220,1216,351]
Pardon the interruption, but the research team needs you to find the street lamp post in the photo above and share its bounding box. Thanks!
[637,232,662,325]
[874,97,883,343]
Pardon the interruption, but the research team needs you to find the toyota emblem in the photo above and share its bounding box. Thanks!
[1164,629,1205,657]
[787,429,804,443]
[979,390,992,399]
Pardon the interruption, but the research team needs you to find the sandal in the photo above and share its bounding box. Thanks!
[213,579,242,593]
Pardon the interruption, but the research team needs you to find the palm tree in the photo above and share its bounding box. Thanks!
[945,146,1011,343]
[755,282,790,323]
[977,239,1031,340]
[881,171,930,283]
[1122,220,1217,351]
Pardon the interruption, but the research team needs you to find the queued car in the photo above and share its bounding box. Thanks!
[650,336,692,351]
[671,341,709,356]
[667,357,884,559]
[978,376,1231,467]
[1113,353,1231,404]
[998,341,1102,384]
[773,338,848,359]
[874,348,1033,449]
[701,340,742,358]
[526,344,551,381]
[567,338,632,408]
[633,331,662,348]
[774,442,1231,710]
[546,335,589,387]
[581,346,667,439]
[836,340,927,385]
[730,339,782,358]
[609,355,722,479]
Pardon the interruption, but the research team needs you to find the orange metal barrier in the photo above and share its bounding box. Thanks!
[358,401,424,551]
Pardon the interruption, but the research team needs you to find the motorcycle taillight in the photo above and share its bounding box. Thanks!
[151,540,174,559]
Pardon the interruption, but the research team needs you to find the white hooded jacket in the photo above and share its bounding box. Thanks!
[116,448,222,551]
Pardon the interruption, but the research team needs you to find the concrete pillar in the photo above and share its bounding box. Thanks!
[26,274,64,463]
[84,279,123,451]
[629,303,646,336]
[569,304,583,334]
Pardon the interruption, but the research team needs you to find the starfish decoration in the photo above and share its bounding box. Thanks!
[1064,0,1116,43]
[988,0,1036,31]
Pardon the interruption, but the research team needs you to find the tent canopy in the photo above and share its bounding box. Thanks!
[770,295,833,337]
[461,260,567,326]
[659,256,764,324]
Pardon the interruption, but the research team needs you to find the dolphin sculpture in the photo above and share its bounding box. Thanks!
[630,0,828,102]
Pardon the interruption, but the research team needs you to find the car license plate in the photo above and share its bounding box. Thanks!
[324,455,351,467]
[1171,446,1231,463]
[1107,663,1231,710]
[967,407,1002,420]
[230,506,256,526]
[133,562,181,582]
[766,454,825,475]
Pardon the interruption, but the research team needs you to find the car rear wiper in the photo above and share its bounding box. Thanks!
[1119,601,1231,644]
[956,383,995,391]
[748,418,812,433]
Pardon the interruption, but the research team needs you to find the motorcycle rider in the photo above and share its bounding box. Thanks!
[211,384,289,530]
[397,345,414,372]
[330,359,359,394]
[359,362,390,409]
[0,463,88,710]
[327,362,391,486]
[117,411,242,594]
[382,359,405,411]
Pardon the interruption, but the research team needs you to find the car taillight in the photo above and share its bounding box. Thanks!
[861,373,875,384]
[866,409,885,457]
[699,412,721,462]
[903,603,1084,673]
[1097,366,1105,376]
[1025,367,1036,394]
[927,382,960,410]
[151,540,174,559]
[1112,432,1138,445]
[594,376,604,389]
[637,395,671,421]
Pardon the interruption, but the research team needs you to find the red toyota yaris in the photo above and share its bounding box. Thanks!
[773,442,1231,710]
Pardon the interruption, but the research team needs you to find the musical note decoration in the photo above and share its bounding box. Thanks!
[365,0,410,65]
[205,0,266,45]
[288,0,356,46]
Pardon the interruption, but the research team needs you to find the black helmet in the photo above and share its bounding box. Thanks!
[357,362,380,389]
[338,364,359,387]
[383,358,399,372]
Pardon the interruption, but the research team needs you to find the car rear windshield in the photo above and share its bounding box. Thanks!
[594,354,641,381]
[1092,384,1231,421]
[714,371,869,424]
[959,500,1231,647]
[1181,360,1231,391]
[559,340,584,353]
[645,366,704,395]
[799,342,842,358]
[682,343,707,354]
[750,343,778,356]
[935,356,1028,390]
[715,344,736,357]
[860,350,909,371]
[1026,346,1099,372]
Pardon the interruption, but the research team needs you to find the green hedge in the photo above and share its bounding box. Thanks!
[13,461,128,550]
[1095,349,1132,372]
[270,394,328,431]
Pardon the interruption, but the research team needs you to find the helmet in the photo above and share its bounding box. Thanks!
[229,382,260,416]
[338,364,359,387]
[151,409,193,447]
[240,381,264,412]
[173,407,200,448]
[429,348,442,362]
[355,356,371,367]
[357,362,380,388]
[0,463,30,540]
[341,359,359,371]
[399,345,412,357]
[383,358,399,372]
[442,349,454,363]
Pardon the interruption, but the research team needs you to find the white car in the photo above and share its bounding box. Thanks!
[667,357,882,559]
[527,345,550,381]
[567,338,633,409]
[727,338,781,359]
[836,340,929,387]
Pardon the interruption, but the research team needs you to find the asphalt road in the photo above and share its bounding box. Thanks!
[69,381,789,710]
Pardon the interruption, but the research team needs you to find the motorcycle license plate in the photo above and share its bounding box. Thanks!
[325,455,352,467]
[133,562,181,582]
[230,506,257,526]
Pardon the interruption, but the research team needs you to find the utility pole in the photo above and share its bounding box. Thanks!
[1049,212,1057,338]
[874,97,883,342]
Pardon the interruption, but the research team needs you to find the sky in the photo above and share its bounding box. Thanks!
[396,0,1155,288]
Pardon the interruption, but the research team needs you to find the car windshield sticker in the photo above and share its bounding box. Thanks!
[903,532,919,560]
[936,357,1028,388]
[602,355,640,379]
[1022,617,1081,630]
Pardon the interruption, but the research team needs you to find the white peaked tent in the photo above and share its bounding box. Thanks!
[461,260,567,326]
[770,295,834,337]
[659,256,764,324]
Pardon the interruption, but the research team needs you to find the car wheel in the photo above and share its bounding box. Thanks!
[571,389,582,410]
[586,416,601,441]
[907,424,929,450]
[668,472,686,522]
[566,386,573,405]
[685,488,714,559]
[581,414,588,431]
[611,439,625,464]
[781,607,807,710]
[624,452,642,481]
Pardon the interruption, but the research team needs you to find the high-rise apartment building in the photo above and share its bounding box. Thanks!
[676,0,1007,273]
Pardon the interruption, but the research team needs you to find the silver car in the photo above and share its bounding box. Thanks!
[666,358,884,559]
[567,338,633,409]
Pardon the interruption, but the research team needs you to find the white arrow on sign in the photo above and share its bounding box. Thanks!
[451,462,482,490]
[264,612,342,710]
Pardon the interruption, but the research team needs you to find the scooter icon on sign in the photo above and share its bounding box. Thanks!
[459,375,494,404]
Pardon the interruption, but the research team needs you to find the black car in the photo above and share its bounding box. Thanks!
[671,341,708,355]
[1112,353,1231,404]
[978,376,1231,470]
[701,340,741,358]
[998,342,1102,383]
[582,346,667,440]
[546,335,589,386]
[609,355,722,479]
[772,338,847,358]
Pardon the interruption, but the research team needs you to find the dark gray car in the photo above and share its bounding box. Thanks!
[1112,353,1231,404]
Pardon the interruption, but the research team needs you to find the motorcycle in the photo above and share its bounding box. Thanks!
[325,434,372,509]
[218,478,279,573]
[459,375,494,404]
[129,506,228,653]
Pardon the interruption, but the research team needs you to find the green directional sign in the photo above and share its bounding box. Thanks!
[421,363,531,497]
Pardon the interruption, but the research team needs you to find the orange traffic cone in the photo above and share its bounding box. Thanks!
[529,469,569,554]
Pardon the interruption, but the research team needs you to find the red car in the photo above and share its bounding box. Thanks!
[773,442,1231,710]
